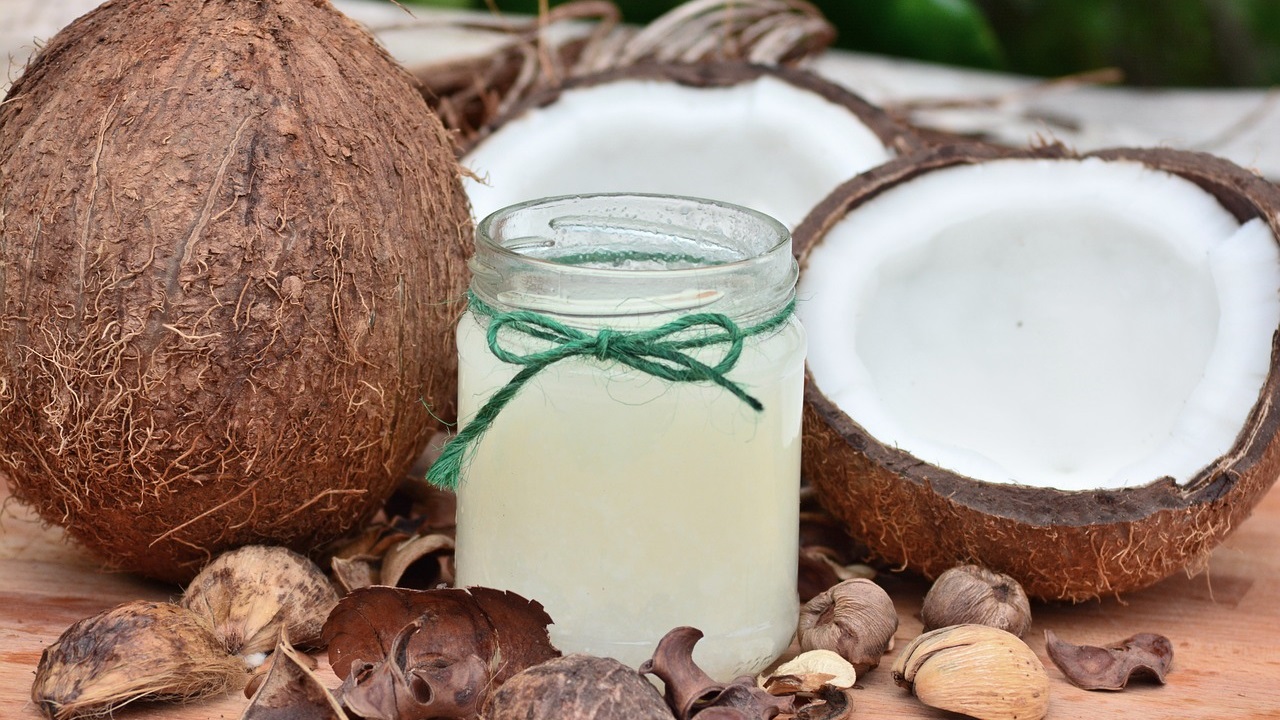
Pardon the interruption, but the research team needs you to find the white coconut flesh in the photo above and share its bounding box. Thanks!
[463,76,894,229]
[799,158,1280,492]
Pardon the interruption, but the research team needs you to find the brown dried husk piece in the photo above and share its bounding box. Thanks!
[797,143,1280,601]
[329,532,455,593]
[326,480,459,592]
[241,633,346,720]
[338,617,491,720]
[1044,630,1173,691]
[321,585,558,716]
[0,0,472,582]
[793,685,855,720]
[32,601,245,720]
[403,0,836,145]
[638,627,793,720]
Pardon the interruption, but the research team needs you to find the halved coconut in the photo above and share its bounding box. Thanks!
[461,62,918,229]
[796,143,1280,601]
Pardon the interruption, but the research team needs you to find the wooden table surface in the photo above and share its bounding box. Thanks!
[1,474,1277,720]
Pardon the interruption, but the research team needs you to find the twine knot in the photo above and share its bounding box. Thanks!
[594,328,617,361]
[426,292,794,490]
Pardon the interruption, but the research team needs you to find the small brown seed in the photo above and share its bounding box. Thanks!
[797,578,898,673]
[921,565,1032,637]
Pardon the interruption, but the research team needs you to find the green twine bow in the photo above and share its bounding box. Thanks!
[426,292,795,490]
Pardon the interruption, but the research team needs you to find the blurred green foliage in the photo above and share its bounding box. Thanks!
[402,0,1280,86]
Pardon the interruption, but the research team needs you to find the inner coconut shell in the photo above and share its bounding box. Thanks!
[796,143,1280,601]
[461,61,922,229]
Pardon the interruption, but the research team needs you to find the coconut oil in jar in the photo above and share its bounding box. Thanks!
[448,194,805,680]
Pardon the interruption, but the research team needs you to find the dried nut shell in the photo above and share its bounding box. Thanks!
[798,578,898,673]
[921,565,1033,637]
[762,650,857,694]
[892,624,1049,720]
[32,601,244,720]
[485,654,675,720]
[182,545,338,657]
[242,633,346,720]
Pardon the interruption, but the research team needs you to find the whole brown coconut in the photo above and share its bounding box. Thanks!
[796,143,1280,601]
[0,0,472,582]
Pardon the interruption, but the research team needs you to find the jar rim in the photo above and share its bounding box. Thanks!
[474,192,791,276]
[469,193,797,321]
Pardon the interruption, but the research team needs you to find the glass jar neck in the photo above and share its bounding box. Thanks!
[469,194,797,328]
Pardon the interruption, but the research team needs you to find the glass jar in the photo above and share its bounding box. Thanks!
[449,193,805,680]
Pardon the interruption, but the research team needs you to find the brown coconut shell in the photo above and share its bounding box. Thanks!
[0,0,472,582]
[795,143,1280,601]
[461,61,924,157]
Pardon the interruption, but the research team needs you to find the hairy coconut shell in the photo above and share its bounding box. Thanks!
[0,0,472,582]
[796,143,1280,601]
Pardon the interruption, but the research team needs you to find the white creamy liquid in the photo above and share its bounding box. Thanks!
[454,309,806,680]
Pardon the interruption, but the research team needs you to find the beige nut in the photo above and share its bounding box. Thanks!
[892,624,1049,720]
[182,545,338,658]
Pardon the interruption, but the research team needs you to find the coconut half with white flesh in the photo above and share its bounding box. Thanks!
[461,63,917,229]
[796,144,1280,601]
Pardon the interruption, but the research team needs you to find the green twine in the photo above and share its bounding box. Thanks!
[426,291,796,490]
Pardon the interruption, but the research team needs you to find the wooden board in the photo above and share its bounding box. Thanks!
[1,476,1278,719]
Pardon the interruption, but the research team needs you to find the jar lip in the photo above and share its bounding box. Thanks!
[474,192,792,277]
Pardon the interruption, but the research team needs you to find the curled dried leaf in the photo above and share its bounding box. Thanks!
[32,601,244,720]
[797,500,860,563]
[326,490,457,593]
[244,641,320,698]
[797,496,873,602]
[639,627,724,719]
[330,522,412,562]
[380,533,456,588]
[182,545,338,657]
[331,555,380,594]
[794,685,855,720]
[241,633,346,720]
[797,547,875,604]
[1044,630,1173,691]
[639,627,792,720]
[710,678,794,720]
[797,579,898,673]
[693,708,752,720]
[485,654,675,719]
